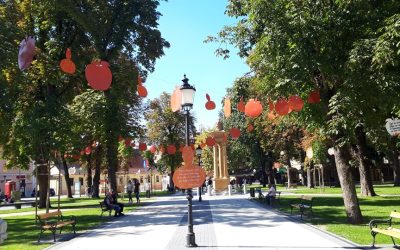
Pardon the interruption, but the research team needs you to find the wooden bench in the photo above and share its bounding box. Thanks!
[290,195,313,219]
[100,201,112,217]
[37,210,76,242]
[257,189,281,207]
[369,211,400,247]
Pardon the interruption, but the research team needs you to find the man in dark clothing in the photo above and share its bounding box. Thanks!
[111,190,124,215]
[104,192,122,217]
[134,179,140,204]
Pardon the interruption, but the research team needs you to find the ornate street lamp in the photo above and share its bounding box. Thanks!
[180,74,197,247]
[196,145,203,202]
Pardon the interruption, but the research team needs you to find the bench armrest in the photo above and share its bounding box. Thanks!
[369,218,391,229]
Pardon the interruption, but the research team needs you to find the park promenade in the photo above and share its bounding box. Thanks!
[47,193,360,250]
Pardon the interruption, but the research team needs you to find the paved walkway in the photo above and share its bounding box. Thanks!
[47,193,361,250]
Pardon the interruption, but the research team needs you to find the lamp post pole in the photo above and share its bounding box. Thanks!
[196,145,203,202]
[180,75,197,247]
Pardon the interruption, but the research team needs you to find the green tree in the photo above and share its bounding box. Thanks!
[145,92,196,189]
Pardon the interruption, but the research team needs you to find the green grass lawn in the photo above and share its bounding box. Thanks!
[254,191,400,246]
[0,195,150,250]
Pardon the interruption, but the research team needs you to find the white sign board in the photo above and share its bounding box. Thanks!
[386,118,400,136]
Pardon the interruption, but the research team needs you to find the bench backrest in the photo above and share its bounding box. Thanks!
[390,211,400,219]
[38,210,61,220]
[301,195,313,201]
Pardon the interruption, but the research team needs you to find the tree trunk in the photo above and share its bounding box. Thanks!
[86,155,93,196]
[334,144,363,224]
[354,124,376,196]
[307,167,314,188]
[104,91,118,192]
[37,162,49,208]
[92,145,102,198]
[300,150,307,186]
[61,155,73,198]
[266,152,275,188]
[390,137,400,186]
[286,155,292,188]
[261,156,267,188]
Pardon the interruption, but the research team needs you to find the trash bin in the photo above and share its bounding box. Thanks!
[250,187,255,197]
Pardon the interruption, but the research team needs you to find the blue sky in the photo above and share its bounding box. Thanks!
[146,0,249,130]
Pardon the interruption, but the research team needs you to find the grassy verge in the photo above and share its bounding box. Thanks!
[254,193,400,246]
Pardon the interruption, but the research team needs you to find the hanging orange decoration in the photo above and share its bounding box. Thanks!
[200,143,206,149]
[125,138,132,147]
[85,146,92,155]
[167,145,177,155]
[275,98,290,116]
[237,97,246,112]
[171,87,182,112]
[288,95,304,112]
[307,90,321,103]
[224,98,231,118]
[247,123,254,132]
[60,48,76,74]
[150,145,157,154]
[137,84,148,97]
[245,99,263,118]
[206,137,216,147]
[139,142,147,151]
[205,94,216,110]
[230,128,241,139]
[85,60,112,91]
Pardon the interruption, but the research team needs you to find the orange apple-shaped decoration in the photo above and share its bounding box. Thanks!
[60,48,76,74]
[85,146,92,155]
[237,97,245,112]
[230,128,241,139]
[245,99,263,118]
[139,142,147,151]
[247,123,254,132]
[205,94,216,110]
[137,84,148,97]
[307,90,321,103]
[288,95,304,112]
[85,60,112,91]
[150,145,157,154]
[224,98,231,118]
[275,98,290,116]
[167,144,177,155]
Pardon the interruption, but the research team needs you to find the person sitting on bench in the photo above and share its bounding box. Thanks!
[104,191,123,217]
[266,185,276,205]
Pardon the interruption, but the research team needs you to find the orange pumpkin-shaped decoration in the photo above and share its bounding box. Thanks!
[124,138,132,147]
[205,94,216,110]
[150,145,157,154]
[247,123,254,132]
[245,99,263,118]
[181,145,194,166]
[275,98,290,116]
[85,60,112,91]
[230,128,241,139]
[85,146,92,155]
[224,98,231,118]
[206,137,216,147]
[288,95,304,112]
[60,48,76,74]
[139,142,147,151]
[167,144,177,155]
[171,87,182,112]
[137,84,148,97]
[307,90,320,103]
[237,97,246,112]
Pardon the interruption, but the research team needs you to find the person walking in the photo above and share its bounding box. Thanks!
[134,179,140,204]
[127,180,133,203]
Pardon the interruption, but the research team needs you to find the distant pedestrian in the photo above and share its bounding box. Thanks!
[134,179,140,204]
[127,180,133,203]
